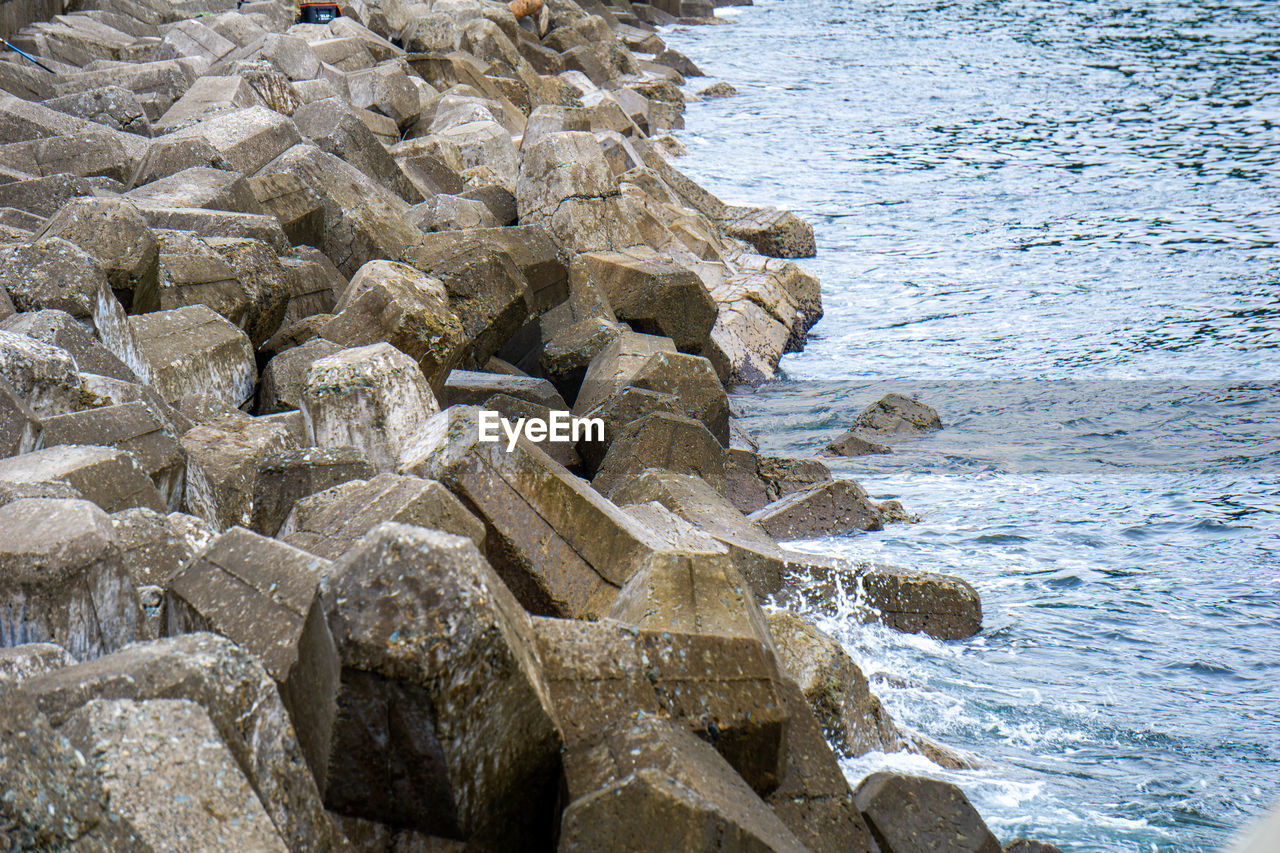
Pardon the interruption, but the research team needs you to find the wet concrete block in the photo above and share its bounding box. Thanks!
[533,617,789,795]
[592,411,726,497]
[854,772,1000,853]
[558,716,807,853]
[747,478,884,540]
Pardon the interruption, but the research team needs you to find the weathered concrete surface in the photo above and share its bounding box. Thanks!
[280,471,484,560]
[0,691,150,852]
[301,342,440,472]
[181,410,291,530]
[15,633,350,852]
[61,698,290,852]
[130,304,256,407]
[400,406,669,619]
[854,772,1001,853]
[163,526,339,792]
[0,445,166,514]
[533,617,789,795]
[321,523,563,849]
[558,716,808,853]
[0,498,143,660]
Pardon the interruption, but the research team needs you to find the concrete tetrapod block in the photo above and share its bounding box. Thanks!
[35,197,160,314]
[854,772,1001,853]
[43,85,152,136]
[0,498,143,660]
[1,307,142,390]
[609,468,788,598]
[400,406,670,619]
[129,137,233,186]
[255,143,424,276]
[0,129,133,184]
[747,478,884,540]
[280,250,342,323]
[480,393,582,471]
[857,562,983,641]
[0,642,75,688]
[110,507,215,587]
[558,716,808,853]
[258,336,343,415]
[574,247,716,353]
[164,105,301,174]
[320,260,465,395]
[0,237,146,379]
[592,411,727,497]
[727,450,834,515]
[0,328,84,418]
[606,545,777,656]
[570,330,675,416]
[206,236,295,348]
[765,610,902,759]
[532,617,789,795]
[765,679,876,853]
[153,228,252,327]
[130,304,256,407]
[135,205,292,252]
[717,204,816,259]
[320,523,563,849]
[515,131,644,253]
[15,632,352,853]
[40,401,185,511]
[291,97,422,203]
[301,342,441,472]
[163,526,339,791]
[250,171,325,247]
[0,693,150,851]
[180,411,291,530]
[0,445,166,514]
[407,225,569,315]
[0,377,40,459]
[574,329,730,444]
[279,472,484,560]
[408,244,531,370]
[126,166,264,214]
[250,446,376,537]
[442,369,567,410]
[61,698,290,853]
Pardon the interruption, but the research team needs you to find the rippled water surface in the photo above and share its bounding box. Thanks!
[660,1,1280,850]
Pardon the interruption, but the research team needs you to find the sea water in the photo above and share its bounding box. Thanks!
[662,1,1280,849]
